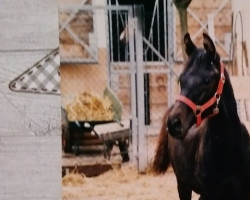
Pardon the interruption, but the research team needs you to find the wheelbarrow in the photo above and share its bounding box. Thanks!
[62,88,131,162]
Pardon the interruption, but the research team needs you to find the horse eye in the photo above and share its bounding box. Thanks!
[204,78,211,85]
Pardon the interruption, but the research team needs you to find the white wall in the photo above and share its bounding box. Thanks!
[0,0,61,199]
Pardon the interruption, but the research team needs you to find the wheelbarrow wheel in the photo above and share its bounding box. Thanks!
[103,142,114,160]
[61,107,72,153]
[118,140,130,162]
[63,125,73,153]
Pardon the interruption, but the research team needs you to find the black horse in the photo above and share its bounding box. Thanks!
[153,33,250,200]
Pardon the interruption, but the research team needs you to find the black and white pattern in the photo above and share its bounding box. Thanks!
[9,48,60,95]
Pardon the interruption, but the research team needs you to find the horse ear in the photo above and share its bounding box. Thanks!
[184,33,197,57]
[203,33,216,58]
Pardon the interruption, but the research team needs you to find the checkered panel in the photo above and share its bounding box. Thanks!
[9,49,60,95]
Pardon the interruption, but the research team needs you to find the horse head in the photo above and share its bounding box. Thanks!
[167,33,224,139]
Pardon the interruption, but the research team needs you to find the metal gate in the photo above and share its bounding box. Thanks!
[106,2,177,172]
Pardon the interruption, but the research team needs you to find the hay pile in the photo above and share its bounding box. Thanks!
[62,173,86,187]
[65,92,114,121]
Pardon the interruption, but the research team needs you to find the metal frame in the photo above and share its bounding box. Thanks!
[133,5,147,172]
[167,0,176,108]
[174,0,232,62]
[107,0,177,103]
[58,1,99,63]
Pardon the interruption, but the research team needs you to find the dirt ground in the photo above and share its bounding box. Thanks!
[62,165,199,200]
[62,136,200,200]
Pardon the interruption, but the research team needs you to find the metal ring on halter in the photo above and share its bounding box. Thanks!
[195,105,202,116]
[214,92,221,101]
[213,106,219,114]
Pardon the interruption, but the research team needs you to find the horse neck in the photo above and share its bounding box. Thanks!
[209,71,241,135]
[206,71,248,168]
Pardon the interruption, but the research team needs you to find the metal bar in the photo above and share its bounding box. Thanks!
[151,25,154,60]
[187,0,230,40]
[215,38,230,54]
[167,0,175,107]
[59,10,78,33]
[61,23,98,61]
[184,0,231,58]
[106,1,112,88]
[144,0,158,60]
[157,1,160,61]
[108,1,114,62]
[143,37,178,78]
[188,8,230,55]
[177,6,229,60]
[106,61,173,74]
[172,1,177,61]
[147,0,158,42]
[58,0,87,33]
[134,5,147,173]
[214,0,230,16]
[115,2,120,61]
[128,7,138,168]
[125,13,129,62]
[60,58,98,64]
[164,0,167,59]
[115,0,126,28]
[187,8,208,40]
[107,68,172,74]
[59,5,132,11]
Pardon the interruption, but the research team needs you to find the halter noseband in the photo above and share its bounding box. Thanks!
[176,62,225,127]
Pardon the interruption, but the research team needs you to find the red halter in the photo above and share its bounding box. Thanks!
[176,62,225,127]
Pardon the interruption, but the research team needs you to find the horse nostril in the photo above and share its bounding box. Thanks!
[167,116,183,137]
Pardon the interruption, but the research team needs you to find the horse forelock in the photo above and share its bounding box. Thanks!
[185,48,220,72]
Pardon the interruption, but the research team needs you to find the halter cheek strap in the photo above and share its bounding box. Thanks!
[176,62,225,126]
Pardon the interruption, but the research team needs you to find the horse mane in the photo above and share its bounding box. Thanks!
[153,105,173,174]
[220,69,241,124]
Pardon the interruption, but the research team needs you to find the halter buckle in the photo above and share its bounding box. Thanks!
[213,107,219,114]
